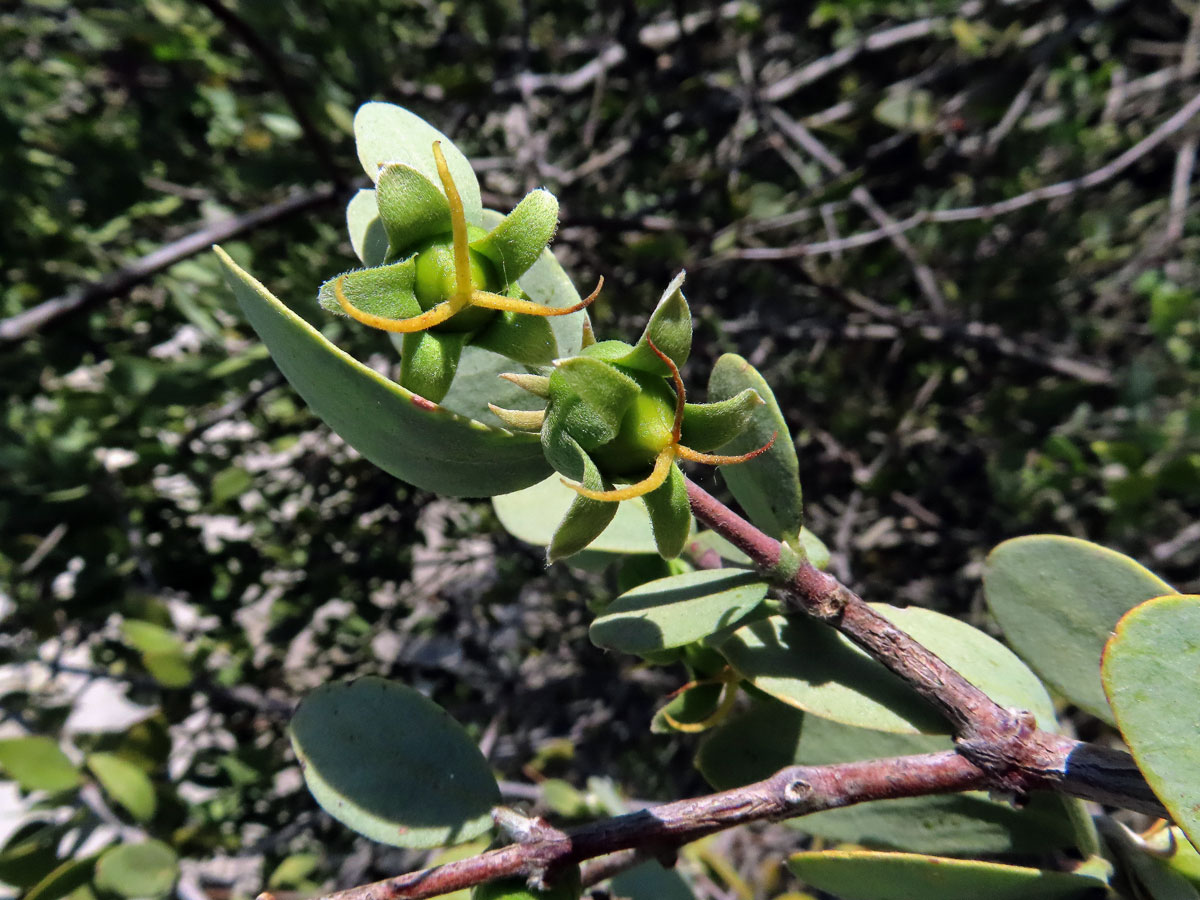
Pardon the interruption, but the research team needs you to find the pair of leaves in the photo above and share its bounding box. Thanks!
[985,536,1200,853]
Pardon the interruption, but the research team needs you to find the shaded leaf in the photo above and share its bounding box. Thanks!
[708,353,803,544]
[1102,595,1200,853]
[610,861,694,900]
[346,188,388,266]
[217,247,549,497]
[591,569,769,654]
[788,849,1108,900]
[24,855,97,900]
[651,682,728,734]
[290,677,500,848]
[472,311,557,366]
[93,841,178,898]
[719,604,1058,734]
[985,535,1175,723]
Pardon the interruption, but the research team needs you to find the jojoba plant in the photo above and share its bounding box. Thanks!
[216,103,1200,900]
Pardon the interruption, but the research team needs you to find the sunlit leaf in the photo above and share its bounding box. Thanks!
[1102,595,1200,853]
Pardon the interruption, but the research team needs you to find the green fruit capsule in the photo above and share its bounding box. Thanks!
[413,228,500,334]
[592,367,677,476]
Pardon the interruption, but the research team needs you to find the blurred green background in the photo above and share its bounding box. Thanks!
[1,0,1198,896]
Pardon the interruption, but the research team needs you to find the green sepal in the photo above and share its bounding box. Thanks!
[547,431,618,562]
[375,163,452,261]
[643,461,692,558]
[400,331,468,403]
[318,257,420,320]
[581,339,635,363]
[613,272,692,376]
[680,388,764,451]
[553,357,640,429]
[473,309,558,366]
[471,188,559,285]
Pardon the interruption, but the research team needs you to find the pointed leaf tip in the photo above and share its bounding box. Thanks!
[616,272,692,375]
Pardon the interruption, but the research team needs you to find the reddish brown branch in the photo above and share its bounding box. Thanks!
[683,477,1165,817]
[309,752,983,900]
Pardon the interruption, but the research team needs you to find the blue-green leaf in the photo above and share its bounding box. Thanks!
[290,677,500,848]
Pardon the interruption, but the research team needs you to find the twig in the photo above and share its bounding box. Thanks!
[193,0,343,181]
[682,478,1164,816]
[768,107,948,315]
[760,11,977,103]
[0,185,341,343]
[719,90,1200,261]
[508,2,750,95]
[306,752,984,900]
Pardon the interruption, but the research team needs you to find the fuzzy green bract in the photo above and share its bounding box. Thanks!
[788,850,1110,900]
[289,677,500,848]
[1102,595,1200,854]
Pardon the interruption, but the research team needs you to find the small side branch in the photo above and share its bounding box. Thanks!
[309,752,982,900]
[0,185,341,343]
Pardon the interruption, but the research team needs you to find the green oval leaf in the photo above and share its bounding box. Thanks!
[0,737,81,793]
[788,850,1108,900]
[1102,595,1200,853]
[290,677,500,848]
[697,699,1094,856]
[86,753,156,822]
[493,475,659,555]
[719,604,1058,734]
[985,535,1175,723]
[94,841,178,899]
[708,354,803,545]
[591,569,769,654]
[354,102,482,226]
[216,247,549,497]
